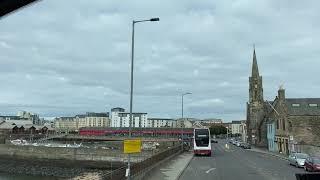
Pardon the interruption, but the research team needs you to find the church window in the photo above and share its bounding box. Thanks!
[292,104,300,107]
[282,119,286,130]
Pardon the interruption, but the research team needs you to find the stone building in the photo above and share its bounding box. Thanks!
[54,112,110,132]
[266,88,320,155]
[54,116,77,132]
[246,49,268,147]
[247,49,320,155]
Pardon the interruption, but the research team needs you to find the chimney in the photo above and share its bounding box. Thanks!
[278,86,285,101]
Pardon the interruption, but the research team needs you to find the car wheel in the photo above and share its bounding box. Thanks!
[304,166,308,172]
[295,163,299,168]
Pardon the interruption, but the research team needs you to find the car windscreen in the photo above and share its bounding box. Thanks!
[296,154,308,159]
[313,158,320,164]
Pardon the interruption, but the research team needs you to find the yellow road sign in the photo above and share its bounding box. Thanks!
[124,139,141,154]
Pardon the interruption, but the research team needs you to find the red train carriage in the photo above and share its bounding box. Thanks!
[79,127,193,137]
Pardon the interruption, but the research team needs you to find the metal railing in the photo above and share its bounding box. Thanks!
[103,145,182,180]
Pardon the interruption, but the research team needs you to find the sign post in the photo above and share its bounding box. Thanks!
[124,139,142,177]
[124,139,142,154]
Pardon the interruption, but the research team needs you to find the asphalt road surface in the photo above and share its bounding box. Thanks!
[179,140,305,180]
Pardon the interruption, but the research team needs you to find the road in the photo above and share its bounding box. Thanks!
[179,140,304,180]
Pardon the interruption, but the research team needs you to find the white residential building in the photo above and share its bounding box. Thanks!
[110,107,125,127]
[231,120,242,135]
[118,112,148,128]
[110,107,148,128]
[147,118,177,128]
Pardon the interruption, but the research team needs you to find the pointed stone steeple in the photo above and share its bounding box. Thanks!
[249,47,263,104]
[247,46,266,147]
[252,48,259,77]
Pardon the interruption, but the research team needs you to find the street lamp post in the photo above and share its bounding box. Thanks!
[127,17,159,180]
[181,92,192,151]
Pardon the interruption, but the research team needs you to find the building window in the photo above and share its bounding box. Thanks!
[269,125,271,134]
[288,121,292,129]
[282,119,285,131]
[292,104,300,107]
[276,120,279,129]
[308,104,318,107]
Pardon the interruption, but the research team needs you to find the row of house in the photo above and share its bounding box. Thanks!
[54,108,178,132]
[54,108,226,132]
[54,112,110,132]
[0,121,54,135]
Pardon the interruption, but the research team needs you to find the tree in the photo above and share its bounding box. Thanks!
[209,125,227,135]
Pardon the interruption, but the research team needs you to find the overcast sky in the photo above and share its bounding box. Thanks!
[0,0,320,121]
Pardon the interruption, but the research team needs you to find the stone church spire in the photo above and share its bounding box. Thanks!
[252,48,259,77]
[247,47,265,146]
[249,47,264,103]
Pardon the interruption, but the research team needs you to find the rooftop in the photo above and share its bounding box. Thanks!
[286,98,320,116]
[148,118,175,121]
[111,107,125,112]
[231,120,242,124]
[86,112,109,117]
[118,112,147,115]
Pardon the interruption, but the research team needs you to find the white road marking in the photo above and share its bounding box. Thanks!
[205,168,216,173]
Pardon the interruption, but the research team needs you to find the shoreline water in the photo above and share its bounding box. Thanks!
[0,172,59,180]
[0,156,110,179]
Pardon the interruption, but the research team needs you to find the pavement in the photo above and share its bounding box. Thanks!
[143,151,194,180]
[248,146,289,161]
[179,140,305,180]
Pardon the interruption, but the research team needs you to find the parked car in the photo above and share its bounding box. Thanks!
[304,156,320,172]
[232,140,238,145]
[288,153,309,167]
[230,140,236,145]
[236,141,242,147]
[241,143,251,149]
[211,139,218,143]
[239,142,245,147]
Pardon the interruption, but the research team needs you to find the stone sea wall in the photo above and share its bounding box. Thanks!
[0,144,126,178]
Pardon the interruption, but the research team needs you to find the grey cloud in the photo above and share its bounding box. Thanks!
[1,0,320,121]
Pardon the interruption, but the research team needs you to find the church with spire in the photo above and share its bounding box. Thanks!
[246,48,268,147]
[246,48,320,154]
